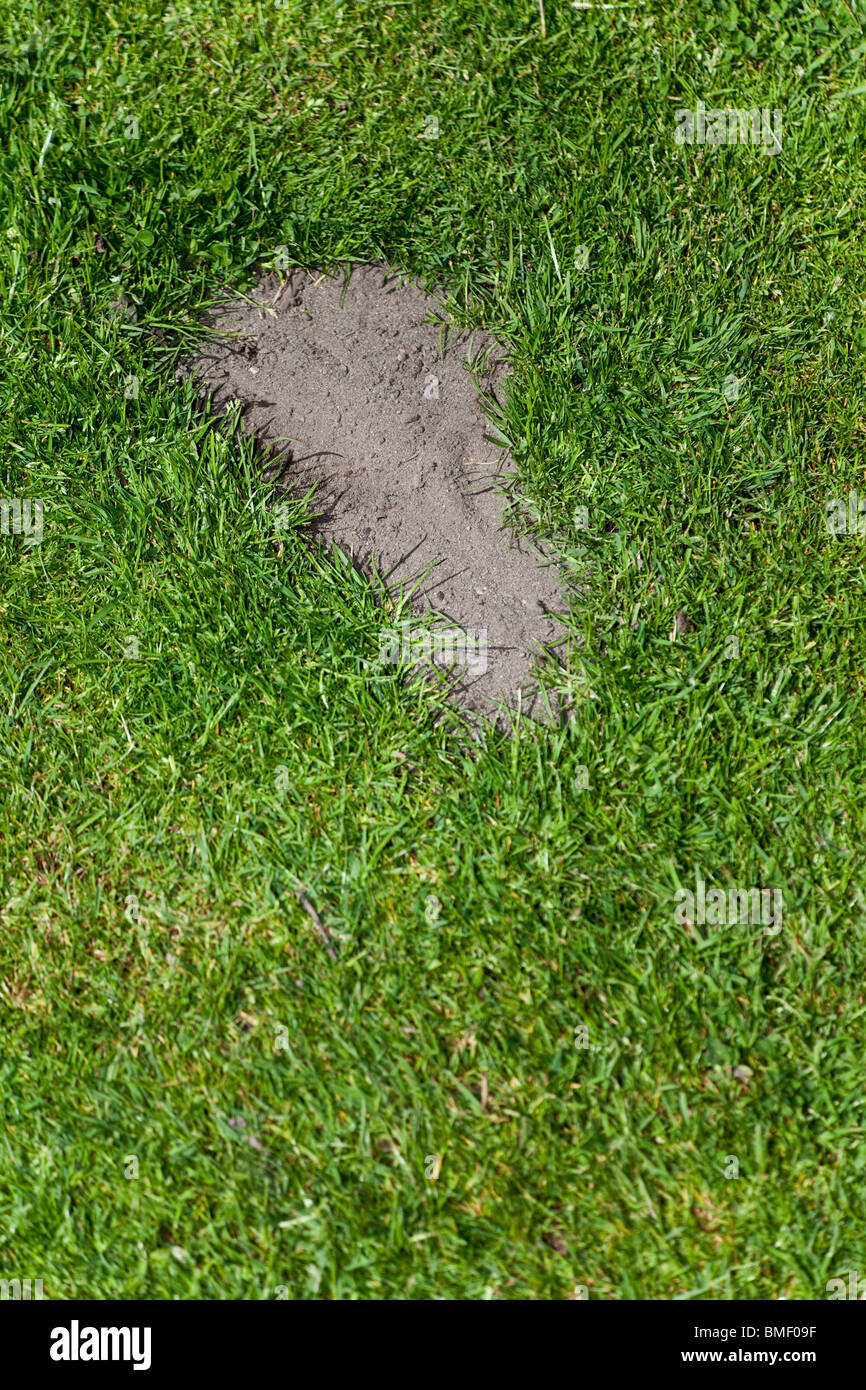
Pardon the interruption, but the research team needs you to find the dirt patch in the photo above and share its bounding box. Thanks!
[186,264,569,724]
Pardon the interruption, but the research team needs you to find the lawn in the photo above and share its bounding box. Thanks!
[1,0,865,1299]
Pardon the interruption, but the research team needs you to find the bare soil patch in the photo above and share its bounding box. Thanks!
[187,264,568,723]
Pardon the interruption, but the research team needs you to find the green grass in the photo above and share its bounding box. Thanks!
[2,0,866,1299]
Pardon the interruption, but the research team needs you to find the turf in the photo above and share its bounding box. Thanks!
[1,0,866,1300]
